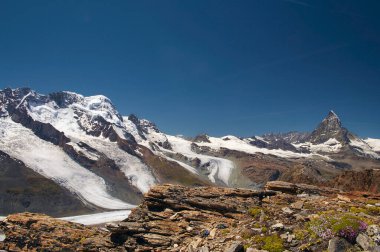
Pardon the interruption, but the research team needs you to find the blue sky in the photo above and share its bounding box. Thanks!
[1,0,379,137]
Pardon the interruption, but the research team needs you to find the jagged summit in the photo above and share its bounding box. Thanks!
[307,110,349,144]
[323,110,342,127]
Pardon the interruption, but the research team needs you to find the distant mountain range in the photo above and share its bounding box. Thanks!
[0,87,379,216]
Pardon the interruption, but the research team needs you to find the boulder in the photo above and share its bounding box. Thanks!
[356,233,374,251]
[328,237,353,252]
[225,242,244,252]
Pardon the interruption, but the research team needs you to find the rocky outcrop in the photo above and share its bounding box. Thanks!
[107,185,276,251]
[0,213,118,251]
[265,180,339,195]
[1,184,380,252]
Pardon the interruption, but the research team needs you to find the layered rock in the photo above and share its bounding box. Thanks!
[107,184,275,251]
[0,213,118,251]
[1,184,380,252]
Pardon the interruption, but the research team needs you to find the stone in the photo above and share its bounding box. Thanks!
[372,246,380,252]
[210,228,217,239]
[216,223,228,229]
[246,248,268,252]
[265,181,339,195]
[225,242,244,252]
[328,237,353,252]
[271,223,284,231]
[291,201,304,209]
[199,246,210,252]
[337,194,351,202]
[367,225,380,237]
[259,211,266,222]
[282,207,294,214]
[189,238,202,249]
[280,233,295,243]
[356,233,374,251]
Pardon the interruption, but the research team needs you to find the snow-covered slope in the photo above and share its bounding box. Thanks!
[164,135,234,185]
[25,91,157,193]
[364,138,380,152]
[197,135,311,158]
[0,118,133,210]
[293,138,343,153]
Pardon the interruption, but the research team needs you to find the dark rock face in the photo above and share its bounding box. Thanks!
[332,169,380,193]
[265,180,339,195]
[249,137,300,152]
[139,146,211,187]
[262,131,310,144]
[0,151,93,216]
[11,109,70,147]
[252,132,310,152]
[193,134,211,143]
[307,111,351,144]
[49,91,82,108]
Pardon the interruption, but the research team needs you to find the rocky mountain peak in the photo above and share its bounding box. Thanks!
[48,91,84,108]
[323,110,341,128]
[307,110,350,144]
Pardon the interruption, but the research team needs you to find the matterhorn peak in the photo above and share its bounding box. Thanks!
[321,110,342,128]
[324,110,341,123]
[307,110,348,144]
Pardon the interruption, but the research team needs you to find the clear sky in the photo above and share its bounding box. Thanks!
[0,0,379,137]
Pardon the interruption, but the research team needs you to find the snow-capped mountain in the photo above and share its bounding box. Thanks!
[0,88,379,216]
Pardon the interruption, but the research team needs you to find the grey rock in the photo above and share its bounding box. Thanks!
[0,231,5,242]
[356,233,373,251]
[225,242,244,252]
[328,237,353,252]
[271,223,284,231]
[199,246,210,252]
[291,201,304,210]
[282,207,294,214]
[367,225,380,237]
[246,248,268,252]
[372,246,380,252]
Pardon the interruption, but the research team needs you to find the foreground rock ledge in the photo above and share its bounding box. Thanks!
[107,184,276,251]
[0,212,117,251]
[1,183,379,252]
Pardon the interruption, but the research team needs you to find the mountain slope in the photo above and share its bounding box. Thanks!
[0,87,379,216]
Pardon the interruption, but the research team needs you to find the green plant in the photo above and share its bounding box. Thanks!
[248,207,263,218]
[294,228,309,240]
[261,235,284,252]
[221,229,230,235]
[308,213,369,242]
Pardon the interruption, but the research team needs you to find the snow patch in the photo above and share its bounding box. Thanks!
[294,138,342,153]
[61,210,131,225]
[364,138,380,152]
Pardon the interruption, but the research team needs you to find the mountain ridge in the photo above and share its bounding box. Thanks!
[0,87,379,216]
